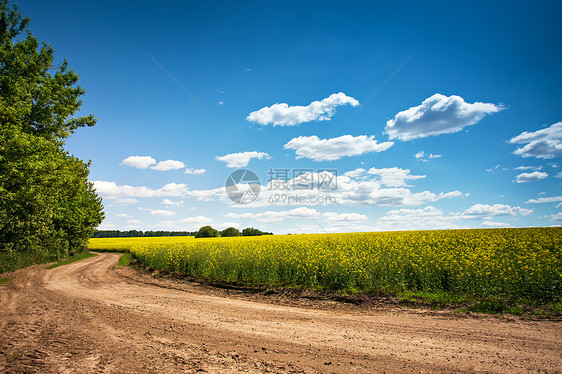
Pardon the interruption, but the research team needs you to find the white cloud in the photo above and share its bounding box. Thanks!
[173,169,463,209]
[216,151,270,168]
[122,156,156,169]
[284,135,393,161]
[162,199,183,206]
[323,212,368,222]
[555,172,562,178]
[122,156,188,171]
[375,204,527,231]
[515,165,543,171]
[367,167,425,187]
[150,209,177,216]
[526,196,562,204]
[342,168,368,179]
[219,101,224,105]
[415,151,441,162]
[185,168,206,175]
[155,216,213,231]
[551,213,562,222]
[225,207,320,223]
[509,122,562,159]
[385,94,503,141]
[460,204,533,218]
[151,159,185,171]
[97,221,116,230]
[414,151,425,160]
[178,216,213,225]
[514,171,548,183]
[376,206,463,231]
[247,92,359,126]
[116,213,133,218]
[93,181,188,199]
[113,198,139,205]
[486,164,502,172]
[481,221,512,228]
[127,219,142,225]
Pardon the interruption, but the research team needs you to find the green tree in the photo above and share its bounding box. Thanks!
[0,1,103,258]
[242,227,263,236]
[195,226,219,238]
[220,227,240,237]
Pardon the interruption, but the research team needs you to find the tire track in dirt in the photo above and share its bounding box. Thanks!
[1,252,560,373]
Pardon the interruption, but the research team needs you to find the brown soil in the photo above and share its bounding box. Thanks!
[0,252,560,373]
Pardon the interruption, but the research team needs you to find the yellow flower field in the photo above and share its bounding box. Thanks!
[88,236,195,252]
[104,227,562,302]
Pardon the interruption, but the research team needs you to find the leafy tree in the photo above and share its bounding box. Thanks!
[242,227,263,236]
[195,225,219,238]
[220,227,240,237]
[0,1,103,258]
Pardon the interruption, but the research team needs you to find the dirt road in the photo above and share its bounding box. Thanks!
[0,253,560,373]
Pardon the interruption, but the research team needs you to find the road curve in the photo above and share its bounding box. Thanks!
[1,252,560,373]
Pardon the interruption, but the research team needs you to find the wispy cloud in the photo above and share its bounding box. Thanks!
[460,204,532,218]
[93,181,188,199]
[414,150,441,162]
[225,207,320,223]
[247,92,359,126]
[526,196,562,204]
[184,168,206,175]
[216,151,270,168]
[162,199,183,206]
[150,209,177,216]
[509,122,562,159]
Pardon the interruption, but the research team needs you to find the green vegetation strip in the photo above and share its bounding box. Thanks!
[0,277,11,284]
[118,253,132,266]
[0,251,58,274]
[46,252,97,269]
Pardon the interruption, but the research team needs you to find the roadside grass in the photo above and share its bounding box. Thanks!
[46,251,97,269]
[394,290,561,317]
[118,253,132,266]
[134,259,562,319]
[0,251,58,274]
[0,276,11,284]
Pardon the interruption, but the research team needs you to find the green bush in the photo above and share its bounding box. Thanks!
[195,226,219,238]
[221,227,240,237]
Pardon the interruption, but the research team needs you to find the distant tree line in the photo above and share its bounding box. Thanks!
[92,230,196,238]
[93,227,273,238]
[94,227,273,238]
[194,226,273,238]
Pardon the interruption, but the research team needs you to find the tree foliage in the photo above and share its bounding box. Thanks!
[220,227,240,237]
[195,226,219,238]
[92,230,196,238]
[0,1,103,257]
[241,227,273,236]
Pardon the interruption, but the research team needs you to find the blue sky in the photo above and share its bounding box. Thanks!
[19,0,562,233]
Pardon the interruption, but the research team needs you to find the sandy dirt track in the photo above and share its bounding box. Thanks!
[0,252,560,373]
